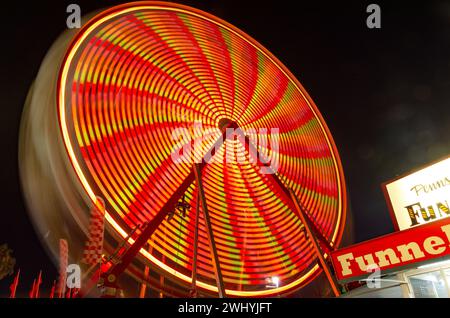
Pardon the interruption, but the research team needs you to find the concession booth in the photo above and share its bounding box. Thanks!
[331,156,450,298]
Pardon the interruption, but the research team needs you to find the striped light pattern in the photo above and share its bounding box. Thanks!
[82,196,106,265]
[58,2,347,296]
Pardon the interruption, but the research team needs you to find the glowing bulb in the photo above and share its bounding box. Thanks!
[271,276,280,288]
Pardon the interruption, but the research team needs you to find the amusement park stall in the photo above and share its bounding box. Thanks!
[332,156,450,298]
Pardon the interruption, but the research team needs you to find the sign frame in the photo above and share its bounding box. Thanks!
[381,155,450,231]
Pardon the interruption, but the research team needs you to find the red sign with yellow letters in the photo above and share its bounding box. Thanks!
[331,217,450,282]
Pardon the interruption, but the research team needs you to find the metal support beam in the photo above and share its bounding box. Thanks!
[190,189,200,297]
[236,130,334,252]
[194,163,226,298]
[233,128,341,296]
[97,118,340,298]
[289,189,341,297]
[139,265,150,298]
[159,258,165,298]
[101,123,233,288]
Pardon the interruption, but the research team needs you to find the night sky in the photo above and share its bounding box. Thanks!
[0,0,449,296]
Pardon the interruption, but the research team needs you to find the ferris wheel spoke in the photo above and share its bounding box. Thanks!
[101,121,235,289]
[233,129,340,295]
[234,128,334,252]
[193,163,226,298]
[190,189,200,298]
[288,189,341,297]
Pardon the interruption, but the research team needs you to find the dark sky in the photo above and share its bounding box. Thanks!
[0,0,449,296]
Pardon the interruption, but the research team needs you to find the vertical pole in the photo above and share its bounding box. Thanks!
[139,244,153,298]
[159,272,165,298]
[194,163,226,298]
[160,226,166,298]
[191,189,200,297]
[139,265,150,298]
[238,210,248,292]
[288,189,341,297]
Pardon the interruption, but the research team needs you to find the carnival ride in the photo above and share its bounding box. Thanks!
[20,1,348,297]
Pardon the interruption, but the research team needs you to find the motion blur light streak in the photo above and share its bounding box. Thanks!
[56,2,347,296]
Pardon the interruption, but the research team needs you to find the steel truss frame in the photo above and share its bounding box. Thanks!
[98,121,341,297]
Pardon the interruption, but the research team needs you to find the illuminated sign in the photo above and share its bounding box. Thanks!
[382,156,450,231]
[331,217,450,282]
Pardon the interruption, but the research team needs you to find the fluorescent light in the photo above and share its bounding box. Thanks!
[418,259,450,269]
[271,276,280,287]
[265,276,280,288]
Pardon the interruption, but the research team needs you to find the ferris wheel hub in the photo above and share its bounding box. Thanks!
[218,117,238,130]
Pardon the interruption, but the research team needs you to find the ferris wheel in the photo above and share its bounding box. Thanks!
[28,1,348,297]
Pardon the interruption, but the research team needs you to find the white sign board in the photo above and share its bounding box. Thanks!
[383,157,450,231]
